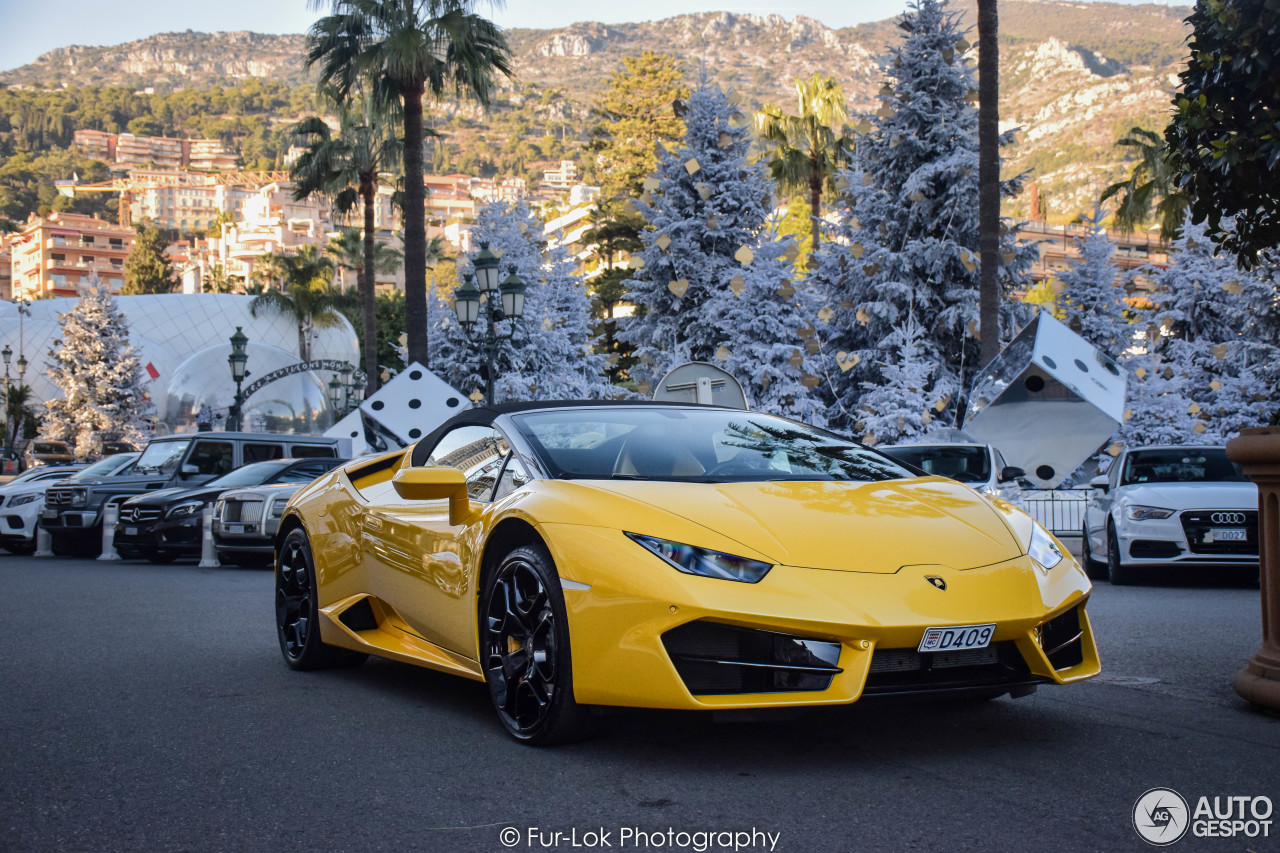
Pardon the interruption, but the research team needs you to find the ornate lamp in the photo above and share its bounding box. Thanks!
[499,266,527,320]
[473,242,501,294]
[453,275,481,329]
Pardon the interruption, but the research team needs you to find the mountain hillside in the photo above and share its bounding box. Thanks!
[0,2,1193,220]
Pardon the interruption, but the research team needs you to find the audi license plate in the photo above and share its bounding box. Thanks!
[123,526,137,537]
[918,623,996,653]
[1210,528,1247,542]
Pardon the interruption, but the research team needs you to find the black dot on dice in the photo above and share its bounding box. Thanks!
[446,397,459,407]
[409,399,421,409]
[349,431,358,438]
[408,428,421,439]
[371,400,384,411]
[409,370,422,380]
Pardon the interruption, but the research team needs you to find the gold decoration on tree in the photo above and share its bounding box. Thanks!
[695,182,713,200]
[717,131,733,149]
[637,380,651,396]
[1210,379,1222,391]
[715,345,730,361]
[788,349,804,368]
[967,320,981,340]
[817,306,835,322]
[862,173,875,186]
[1193,421,1207,434]
[1223,281,1243,295]
[835,351,859,372]
[684,158,701,175]
[855,307,870,326]
[1212,343,1229,359]
[804,339,821,355]
[628,255,645,270]
[776,283,796,298]
[921,410,933,426]
[801,374,820,388]
[850,242,865,259]
[959,249,978,272]
[1135,366,1147,379]
[934,394,951,413]
[655,233,672,250]
[1188,402,1201,415]
[642,177,661,192]
[729,275,746,296]
[706,215,719,230]
[734,245,755,265]
[668,278,689,297]
[469,388,484,403]
[1108,443,1123,456]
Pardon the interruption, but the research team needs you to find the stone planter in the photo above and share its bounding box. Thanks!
[1226,426,1280,711]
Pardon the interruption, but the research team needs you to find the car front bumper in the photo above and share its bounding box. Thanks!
[114,515,202,555]
[526,524,1100,711]
[0,499,43,548]
[1115,511,1259,567]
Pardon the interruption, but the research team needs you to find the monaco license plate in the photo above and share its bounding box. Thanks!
[1210,528,1247,542]
[918,623,996,653]
[42,509,57,521]
[122,526,137,537]
[227,524,245,534]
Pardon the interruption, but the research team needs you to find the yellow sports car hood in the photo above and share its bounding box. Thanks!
[584,476,1021,573]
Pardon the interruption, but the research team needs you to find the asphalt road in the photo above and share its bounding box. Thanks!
[1,554,1275,853]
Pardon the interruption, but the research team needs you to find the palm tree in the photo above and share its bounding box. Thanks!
[4,383,33,459]
[977,0,1002,368]
[307,0,513,368]
[250,245,345,363]
[754,75,856,248]
[326,227,404,290]
[1100,127,1189,241]
[291,95,402,392]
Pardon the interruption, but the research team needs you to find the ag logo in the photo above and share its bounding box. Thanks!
[1133,787,1189,846]
[925,576,946,590]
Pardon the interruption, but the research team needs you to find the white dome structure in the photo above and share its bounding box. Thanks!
[0,293,359,433]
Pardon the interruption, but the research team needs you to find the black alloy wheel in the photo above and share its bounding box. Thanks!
[275,528,366,671]
[1106,521,1135,586]
[482,545,591,745]
[1081,524,1107,580]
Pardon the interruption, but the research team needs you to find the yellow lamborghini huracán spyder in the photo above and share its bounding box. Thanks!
[275,402,1099,743]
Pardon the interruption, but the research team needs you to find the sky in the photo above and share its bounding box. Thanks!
[0,0,1174,74]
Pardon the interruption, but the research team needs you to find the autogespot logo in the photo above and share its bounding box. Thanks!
[1134,788,1190,846]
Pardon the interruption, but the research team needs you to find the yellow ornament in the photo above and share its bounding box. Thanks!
[684,158,701,175]
[642,177,660,192]
[934,395,951,413]
[862,262,880,276]
[469,388,484,403]
[836,351,860,372]
[1188,402,1201,415]
[1162,366,1174,380]
[1210,379,1222,391]
[797,321,814,338]
[850,242,865,259]
[1108,443,1123,457]
[734,245,755,265]
[788,349,803,369]
[855,119,873,135]
[783,244,799,262]
[729,275,746,296]
[876,104,895,120]
[606,353,620,366]
[668,278,689,298]
[1001,250,1015,264]
[1212,343,1229,359]
[1124,409,1133,422]
[908,189,924,202]
[715,345,730,362]
[776,283,796,298]
[801,374,821,388]
[696,182,713,200]
[856,307,870,326]
[718,131,733,149]
[956,37,970,52]
[706,215,719,230]
[959,249,978,272]
[637,380,651,396]
[921,411,933,426]
[834,176,850,191]
[967,320,981,340]
[655,233,671,251]
[862,173,875,186]
[1223,281,1243,295]
[1193,421,1207,434]
[1135,366,1148,379]
[817,306,835,322]
[628,255,645,270]
[805,339,821,355]
[864,432,878,446]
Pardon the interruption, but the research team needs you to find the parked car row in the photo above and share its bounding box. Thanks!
[26,431,348,565]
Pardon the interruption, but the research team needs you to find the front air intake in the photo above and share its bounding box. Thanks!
[1038,605,1085,670]
[661,621,842,695]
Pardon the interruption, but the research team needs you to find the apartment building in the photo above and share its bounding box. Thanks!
[8,212,134,299]
[541,160,578,193]
[73,130,237,170]
[130,174,258,233]
[0,237,12,301]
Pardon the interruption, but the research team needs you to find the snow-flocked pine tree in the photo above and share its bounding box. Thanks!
[854,300,944,445]
[622,80,824,420]
[44,276,154,458]
[809,0,1035,432]
[1054,211,1132,356]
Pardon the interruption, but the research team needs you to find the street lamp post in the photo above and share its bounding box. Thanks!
[1,344,11,458]
[451,245,527,406]
[227,327,250,432]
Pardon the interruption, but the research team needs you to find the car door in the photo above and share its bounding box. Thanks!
[1086,453,1121,549]
[362,425,511,657]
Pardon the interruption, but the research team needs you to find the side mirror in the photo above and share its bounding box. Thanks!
[1089,475,1109,494]
[392,467,472,524]
[999,466,1026,483]
[180,464,199,476]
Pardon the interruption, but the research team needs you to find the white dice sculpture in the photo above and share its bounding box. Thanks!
[325,362,470,454]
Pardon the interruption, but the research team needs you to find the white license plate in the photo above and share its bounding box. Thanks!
[42,509,57,521]
[227,524,245,534]
[1210,528,1247,542]
[918,623,996,653]
[123,526,137,537]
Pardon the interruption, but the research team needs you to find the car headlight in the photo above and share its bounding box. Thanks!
[625,532,773,583]
[69,489,87,507]
[166,501,205,520]
[1126,505,1175,520]
[267,499,286,520]
[9,493,40,507]
[1028,522,1064,571]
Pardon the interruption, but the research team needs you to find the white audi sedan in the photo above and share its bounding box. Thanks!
[1082,445,1258,584]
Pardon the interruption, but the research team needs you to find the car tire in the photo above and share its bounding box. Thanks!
[223,552,272,569]
[481,543,593,745]
[275,528,366,671]
[1081,524,1107,580]
[1107,521,1135,586]
[50,534,75,557]
[142,548,178,564]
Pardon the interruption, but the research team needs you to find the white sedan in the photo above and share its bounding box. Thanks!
[1082,445,1258,584]
[0,454,137,554]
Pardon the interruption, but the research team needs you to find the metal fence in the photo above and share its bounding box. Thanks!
[1019,488,1092,537]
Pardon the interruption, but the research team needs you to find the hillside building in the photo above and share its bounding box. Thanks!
[73,130,237,170]
[8,212,133,299]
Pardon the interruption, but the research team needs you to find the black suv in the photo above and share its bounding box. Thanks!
[42,432,347,556]
[114,458,346,563]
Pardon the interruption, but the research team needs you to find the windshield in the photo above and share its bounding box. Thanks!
[1121,448,1245,485]
[881,446,991,484]
[510,408,912,483]
[134,440,191,476]
[10,467,70,484]
[69,454,137,480]
[204,460,293,489]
